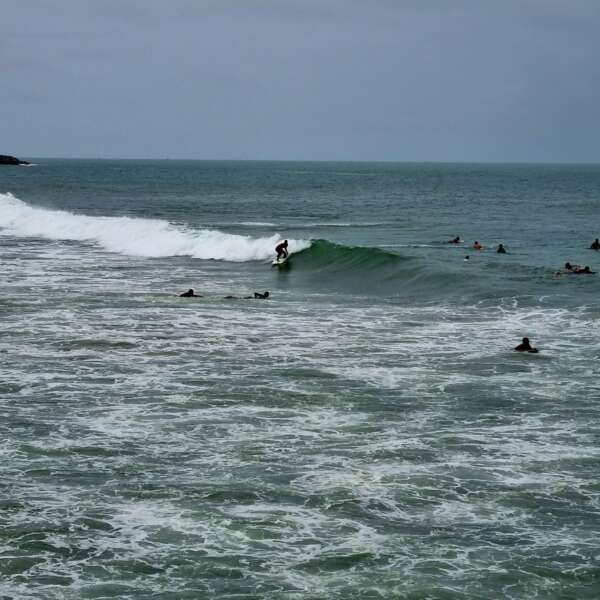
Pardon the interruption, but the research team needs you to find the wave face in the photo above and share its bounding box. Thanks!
[285,239,543,302]
[282,239,430,296]
[0,193,310,261]
[294,239,408,271]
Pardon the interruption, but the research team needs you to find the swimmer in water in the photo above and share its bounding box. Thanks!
[447,236,461,244]
[573,265,596,274]
[253,291,270,299]
[179,288,202,297]
[514,337,538,353]
[472,241,483,250]
[591,238,600,250]
[464,255,470,261]
[497,243,506,254]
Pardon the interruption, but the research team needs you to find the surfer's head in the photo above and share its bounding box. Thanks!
[284,240,288,246]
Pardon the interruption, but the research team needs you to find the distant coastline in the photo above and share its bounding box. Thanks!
[0,154,30,166]
[7,156,600,166]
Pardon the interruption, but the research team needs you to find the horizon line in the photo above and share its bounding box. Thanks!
[13,156,600,166]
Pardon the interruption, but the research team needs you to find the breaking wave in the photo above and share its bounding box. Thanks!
[0,193,310,262]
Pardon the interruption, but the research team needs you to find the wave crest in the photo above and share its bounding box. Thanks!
[0,193,310,261]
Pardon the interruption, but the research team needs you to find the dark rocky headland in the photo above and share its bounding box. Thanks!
[0,154,30,165]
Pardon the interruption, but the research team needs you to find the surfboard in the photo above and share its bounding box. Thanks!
[272,256,289,267]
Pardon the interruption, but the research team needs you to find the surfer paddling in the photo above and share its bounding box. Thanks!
[275,240,288,261]
[573,265,596,274]
[179,288,202,297]
[224,291,270,300]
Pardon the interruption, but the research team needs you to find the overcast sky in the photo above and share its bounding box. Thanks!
[2,0,600,162]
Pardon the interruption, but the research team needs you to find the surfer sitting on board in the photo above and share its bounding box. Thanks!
[275,240,288,260]
[515,337,538,353]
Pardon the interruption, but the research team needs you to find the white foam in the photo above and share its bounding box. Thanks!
[0,192,310,261]
[236,221,278,227]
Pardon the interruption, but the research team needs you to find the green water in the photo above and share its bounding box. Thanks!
[1,160,599,599]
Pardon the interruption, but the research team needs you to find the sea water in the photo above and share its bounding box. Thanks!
[1,160,599,599]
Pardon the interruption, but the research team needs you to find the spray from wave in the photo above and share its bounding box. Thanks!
[0,193,310,262]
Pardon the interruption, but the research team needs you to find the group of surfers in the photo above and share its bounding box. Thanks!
[177,237,600,354]
[178,241,291,300]
[179,289,270,299]
[448,236,598,273]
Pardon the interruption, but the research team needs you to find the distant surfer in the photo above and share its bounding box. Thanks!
[447,236,461,244]
[573,265,596,274]
[472,241,483,250]
[224,291,270,299]
[179,288,202,297]
[590,238,600,250]
[555,262,576,276]
[557,263,595,275]
[496,243,507,254]
[464,255,470,261]
[514,337,538,353]
[275,240,288,261]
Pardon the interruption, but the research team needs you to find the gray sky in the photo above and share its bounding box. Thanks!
[2,0,600,162]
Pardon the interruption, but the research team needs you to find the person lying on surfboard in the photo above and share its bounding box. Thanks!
[275,240,288,260]
[224,291,270,299]
[179,288,202,297]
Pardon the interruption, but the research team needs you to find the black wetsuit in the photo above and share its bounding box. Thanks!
[275,243,288,259]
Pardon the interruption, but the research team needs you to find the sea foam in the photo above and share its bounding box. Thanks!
[0,193,310,261]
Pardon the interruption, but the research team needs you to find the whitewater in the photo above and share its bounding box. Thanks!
[0,192,310,261]
[1,160,599,600]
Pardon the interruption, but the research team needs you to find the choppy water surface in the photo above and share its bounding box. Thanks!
[1,161,600,599]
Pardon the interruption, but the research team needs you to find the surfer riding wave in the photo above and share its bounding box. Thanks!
[275,240,288,261]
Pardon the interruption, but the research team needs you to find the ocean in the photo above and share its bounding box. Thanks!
[1,160,599,599]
